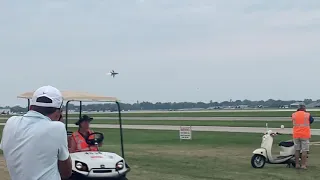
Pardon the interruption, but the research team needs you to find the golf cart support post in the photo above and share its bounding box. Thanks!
[17,91,125,158]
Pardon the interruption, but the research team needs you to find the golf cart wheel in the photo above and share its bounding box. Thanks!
[291,162,296,168]
[251,154,266,168]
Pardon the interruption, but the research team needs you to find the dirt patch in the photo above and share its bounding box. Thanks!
[0,156,10,180]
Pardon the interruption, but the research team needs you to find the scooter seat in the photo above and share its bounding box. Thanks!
[279,141,294,147]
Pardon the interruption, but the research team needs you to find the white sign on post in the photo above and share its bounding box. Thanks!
[179,126,192,140]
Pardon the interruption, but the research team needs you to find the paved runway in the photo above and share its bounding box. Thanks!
[0,123,319,135]
[80,124,320,135]
[0,116,292,121]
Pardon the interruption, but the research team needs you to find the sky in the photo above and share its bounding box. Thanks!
[1,0,320,106]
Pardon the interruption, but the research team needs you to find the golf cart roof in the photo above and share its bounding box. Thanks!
[17,91,118,102]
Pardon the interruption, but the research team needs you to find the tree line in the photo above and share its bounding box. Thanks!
[1,98,318,113]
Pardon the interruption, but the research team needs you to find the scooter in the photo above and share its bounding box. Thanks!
[251,129,296,168]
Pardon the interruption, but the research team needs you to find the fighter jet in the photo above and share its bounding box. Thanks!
[107,70,119,78]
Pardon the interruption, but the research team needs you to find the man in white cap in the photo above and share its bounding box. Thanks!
[0,85,72,180]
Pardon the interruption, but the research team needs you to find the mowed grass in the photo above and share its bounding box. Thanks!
[65,119,320,129]
[100,119,319,129]
[2,110,320,117]
[75,119,319,129]
[1,118,319,129]
[1,126,320,180]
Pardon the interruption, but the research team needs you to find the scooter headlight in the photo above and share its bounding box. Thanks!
[115,161,124,170]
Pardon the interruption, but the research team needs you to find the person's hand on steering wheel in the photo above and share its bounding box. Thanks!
[85,132,104,146]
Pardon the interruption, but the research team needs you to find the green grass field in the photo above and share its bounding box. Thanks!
[73,119,319,129]
[2,110,320,117]
[1,127,320,180]
[0,118,318,129]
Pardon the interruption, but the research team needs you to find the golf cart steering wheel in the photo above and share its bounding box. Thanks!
[85,132,104,146]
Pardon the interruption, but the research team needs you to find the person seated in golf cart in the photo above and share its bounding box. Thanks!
[69,115,103,153]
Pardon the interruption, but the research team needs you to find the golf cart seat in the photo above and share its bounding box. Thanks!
[279,141,294,147]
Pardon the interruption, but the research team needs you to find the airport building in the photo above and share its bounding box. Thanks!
[306,101,320,108]
[289,102,304,108]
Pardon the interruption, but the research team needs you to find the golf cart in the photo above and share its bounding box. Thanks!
[17,91,130,180]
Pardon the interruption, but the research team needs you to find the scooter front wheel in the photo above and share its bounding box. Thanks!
[251,154,266,168]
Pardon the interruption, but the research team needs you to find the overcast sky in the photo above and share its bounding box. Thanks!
[1,0,320,106]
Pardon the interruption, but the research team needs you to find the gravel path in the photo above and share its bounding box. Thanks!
[79,124,320,135]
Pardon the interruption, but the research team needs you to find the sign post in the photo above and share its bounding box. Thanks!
[179,126,192,141]
[266,123,268,131]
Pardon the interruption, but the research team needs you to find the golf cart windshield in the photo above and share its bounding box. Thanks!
[17,91,125,158]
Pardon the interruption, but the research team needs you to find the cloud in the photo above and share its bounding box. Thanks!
[2,0,320,61]
[2,0,320,105]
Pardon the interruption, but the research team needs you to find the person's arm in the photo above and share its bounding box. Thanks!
[0,132,4,150]
[0,116,15,150]
[56,123,72,179]
[0,123,6,150]
[69,136,77,153]
[310,115,314,124]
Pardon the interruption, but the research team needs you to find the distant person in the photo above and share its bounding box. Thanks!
[0,85,72,180]
[69,115,102,153]
[291,104,314,169]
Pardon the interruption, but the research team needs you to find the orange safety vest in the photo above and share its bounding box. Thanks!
[72,130,98,152]
[292,111,311,139]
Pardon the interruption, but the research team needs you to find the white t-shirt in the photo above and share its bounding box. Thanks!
[0,111,69,180]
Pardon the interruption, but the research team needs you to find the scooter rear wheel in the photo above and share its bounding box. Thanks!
[251,154,266,168]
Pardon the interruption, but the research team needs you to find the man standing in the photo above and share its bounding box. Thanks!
[0,85,72,180]
[292,104,314,169]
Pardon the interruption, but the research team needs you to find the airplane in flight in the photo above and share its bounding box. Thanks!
[107,70,119,78]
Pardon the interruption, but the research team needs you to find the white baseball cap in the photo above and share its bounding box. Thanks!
[30,85,63,108]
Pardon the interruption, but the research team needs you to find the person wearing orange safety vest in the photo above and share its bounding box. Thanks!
[69,115,102,153]
[291,104,314,169]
